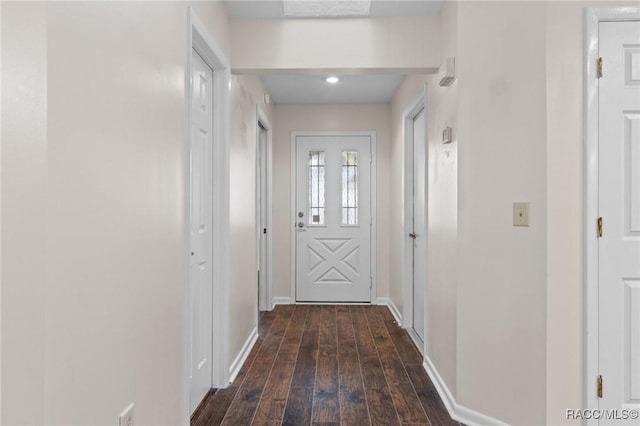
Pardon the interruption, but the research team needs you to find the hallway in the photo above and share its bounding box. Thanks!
[192,305,460,425]
[4,1,639,424]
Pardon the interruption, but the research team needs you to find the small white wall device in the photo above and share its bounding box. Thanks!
[439,57,456,87]
[442,126,453,144]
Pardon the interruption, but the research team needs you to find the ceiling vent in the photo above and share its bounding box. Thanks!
[439,57,456,87]
[283,0,371,17]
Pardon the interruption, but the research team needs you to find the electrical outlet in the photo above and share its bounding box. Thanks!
[513,202,530,227]
[119,404,134,426]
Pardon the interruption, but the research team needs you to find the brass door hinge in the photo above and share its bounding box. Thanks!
[598,217,603,238]
[597,375,603,398]
[598,57,603,78]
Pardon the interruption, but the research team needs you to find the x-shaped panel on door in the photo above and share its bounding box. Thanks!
[305,237,361,285]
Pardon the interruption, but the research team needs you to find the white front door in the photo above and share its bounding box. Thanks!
[188,49,213,414]
[598,20,640,424]
[295,134,372,302]
[411,108,427,344]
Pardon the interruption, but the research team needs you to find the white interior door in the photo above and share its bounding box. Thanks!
[189,49,213,415]
[411,108,427,344]
[295,134,372,302]
[257,123,268,311]
[598,20,640,424]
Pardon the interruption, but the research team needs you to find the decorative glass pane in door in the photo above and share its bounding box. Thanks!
[342,151,358,225]
[308,151,325,225]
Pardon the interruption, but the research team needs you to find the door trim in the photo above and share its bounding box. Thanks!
[402,88,428,354]
[583,7,640,422]
[289,131,377,303]
[186,7,231,419]
[256,106,273,311]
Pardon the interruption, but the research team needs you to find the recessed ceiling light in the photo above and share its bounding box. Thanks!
[325,76,340,84]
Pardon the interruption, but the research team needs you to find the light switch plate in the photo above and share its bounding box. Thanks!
[119,404,134,426]
[513,202,530,226]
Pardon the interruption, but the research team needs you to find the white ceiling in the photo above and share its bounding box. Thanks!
[224,0,443,19]
[261,74,405,104]
[226,1,441,104]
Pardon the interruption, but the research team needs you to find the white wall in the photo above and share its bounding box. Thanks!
[456,2,548,424]
[272,104,391,302]
[545,3,585,424]
[229,74,274,359]
[1,1,240,424]
[425,0,458,398]
[230,17,441,73]
[191,0,231,60]
[1,3,48,423]
[44,3,192,423]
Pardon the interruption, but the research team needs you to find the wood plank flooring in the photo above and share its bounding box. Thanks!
[192,305,462,426]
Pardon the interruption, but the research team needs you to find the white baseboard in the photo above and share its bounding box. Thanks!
[375,297,403,325]
[228,327,258,384]
[422,356,509,426]
[422,356,457,419]
[272,296,291,306]
[406,327,425,355]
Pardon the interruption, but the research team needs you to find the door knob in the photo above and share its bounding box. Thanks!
[298,222,305,228]
[409,232,417,239]
[298,211,304,218]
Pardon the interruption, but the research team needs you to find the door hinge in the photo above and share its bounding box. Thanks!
[598,217,603,238]
[597,375,603,398]
[598,57,603,78]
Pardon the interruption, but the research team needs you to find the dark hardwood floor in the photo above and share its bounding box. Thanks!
[192,304,462,426]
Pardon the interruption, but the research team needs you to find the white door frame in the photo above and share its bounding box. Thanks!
[186,7,231,419]
[584,7,640,422]
[402,88,428,354]
[256,106,273,311]
[289,131,377,303]
[0,2,3,419]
